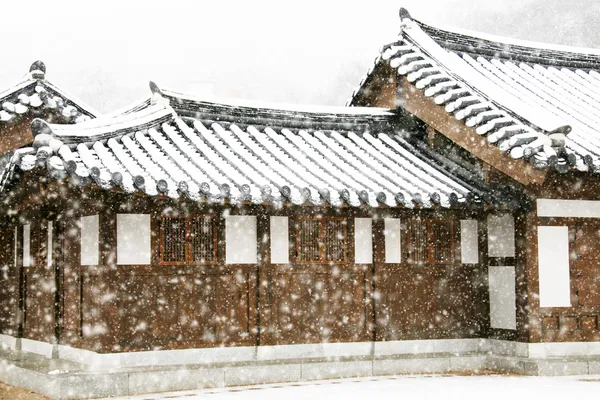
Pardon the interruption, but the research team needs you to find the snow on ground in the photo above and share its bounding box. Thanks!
[104,374,600,400]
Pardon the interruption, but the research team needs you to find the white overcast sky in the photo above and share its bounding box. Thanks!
[1,0,598,113]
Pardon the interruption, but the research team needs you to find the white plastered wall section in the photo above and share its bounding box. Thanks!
[537,226,571,307]
[270,216,289,264]
[80,215,99,266]
[47,221,53,267]
[487,214,517,330]
[22,224,31,267]
[383,218,401,263]
[354,218,373,264]
[460,220,478,264]
[225,215,257,264]
[117,214,151,265]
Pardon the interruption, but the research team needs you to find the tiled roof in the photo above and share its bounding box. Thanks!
[0,86,516,209]
[0,61,98,126]
[350,9,600,174]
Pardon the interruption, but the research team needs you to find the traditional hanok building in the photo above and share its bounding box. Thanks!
[0,7,599,398]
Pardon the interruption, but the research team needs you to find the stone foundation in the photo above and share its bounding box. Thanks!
[1,338,600,399]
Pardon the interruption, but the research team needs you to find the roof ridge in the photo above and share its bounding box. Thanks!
[32,100,174,144]
[418,21,600,57]
[161,87,393,117]
[412,19,600,70]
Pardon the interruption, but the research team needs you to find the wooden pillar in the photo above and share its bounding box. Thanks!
[524,209,541,343]
[57,215,81,347]
[371,216,385,343]
[99,209,117,352]
[15,222,24,341]
[476,215,491,337]
[50,217,61,348]
[514,210,531,342]
[256,212,270,347]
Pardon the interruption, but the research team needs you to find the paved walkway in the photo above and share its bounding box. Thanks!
[104,374,600,400]
[0,381,49,400]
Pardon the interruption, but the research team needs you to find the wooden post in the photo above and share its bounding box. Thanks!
[99,207,117,352]
[514,210,530,343]
[256,212,270,347]
[16,223,24,342]
[371,216,385,344]
[476,215,490,337]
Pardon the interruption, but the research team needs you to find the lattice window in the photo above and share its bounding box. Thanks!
[190,216,216,263]
[296,217,347,264]
[161,217,186,263]
[324,219,346,263]
[297,219,320,263]
[406,218,455,265]
[406,219,428,264]
[160,215,216,265]
[431,220,453,263]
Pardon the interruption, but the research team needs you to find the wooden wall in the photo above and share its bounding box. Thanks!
[522,172,600,343]
[21,219,56,343]
[0,223,18,336]
[0,181,492,353]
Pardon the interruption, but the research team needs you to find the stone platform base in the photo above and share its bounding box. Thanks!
[1,340,600,399]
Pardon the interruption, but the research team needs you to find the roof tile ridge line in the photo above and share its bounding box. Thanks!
[414,19,600,60]
[400,19,572,136]
[159,86,393,116]
[32,101,174,133]
[29,103,176,143]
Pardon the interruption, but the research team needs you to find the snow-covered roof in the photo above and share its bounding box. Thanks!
[0,86,515,209]
[159,85,396,133]
[0,61,98,126]
[349,9,600,174]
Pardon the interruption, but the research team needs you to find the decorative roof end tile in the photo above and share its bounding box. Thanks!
[29,60,46,80]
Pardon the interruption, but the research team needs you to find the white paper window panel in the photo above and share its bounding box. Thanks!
[384,218,401,263]
[537,226,571,307]
[117,214,151,265]
[270,216,289,264]
[226,216,257,264]
[47,221,53,267]
[487,214,515,257]
[537,199,600,218]
[354,218,373,264]
[488,266,517,330]
[460,220,479,264]
[23,224,31,267]
[80,215,99,266]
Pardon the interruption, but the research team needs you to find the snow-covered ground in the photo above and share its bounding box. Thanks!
[104,374,600,400]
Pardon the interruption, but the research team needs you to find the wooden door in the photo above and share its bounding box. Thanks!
[574,222,600,306]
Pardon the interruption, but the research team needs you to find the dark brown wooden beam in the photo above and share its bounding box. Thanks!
[400,77,547,186]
